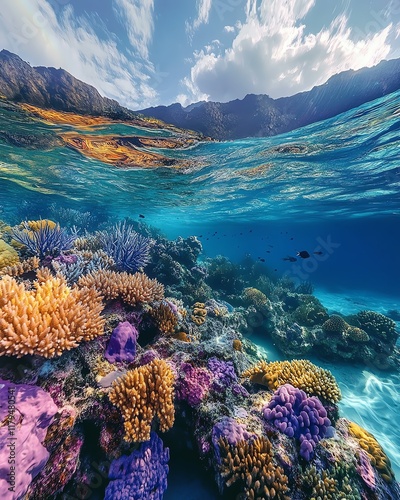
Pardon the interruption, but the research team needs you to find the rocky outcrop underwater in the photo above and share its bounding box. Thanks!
[0,218,399,499]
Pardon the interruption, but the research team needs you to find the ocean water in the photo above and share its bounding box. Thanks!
[0,89,399,497]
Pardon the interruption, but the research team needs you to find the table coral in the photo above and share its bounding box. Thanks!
[262,384,332,461]
[218,436,290,499]
[104,432,169,500]
[0,379,58,499]
[109,359,175,442]
[242,359,341,404]
[0,274,105,358]
[78,269,164,306]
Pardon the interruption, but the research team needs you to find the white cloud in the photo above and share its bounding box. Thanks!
[0,0,157,108]
[180,0,394,104]
[224,25,235,33]
[112,0,154,60]
[187,0,212,35]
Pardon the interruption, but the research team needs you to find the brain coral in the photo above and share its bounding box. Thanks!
[0,239,19,270]
[218,436,290,499]
[109,359,175,442]
[322,315,349,334]
[0,274,105,358]
[78,269,164,306]
[345,326,370,343]
[242,359,341,404]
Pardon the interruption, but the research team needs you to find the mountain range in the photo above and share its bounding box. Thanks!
[0,49,134,121]
[1,49,400,140]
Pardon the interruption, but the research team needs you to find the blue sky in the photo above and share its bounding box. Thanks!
[1,0,400,109]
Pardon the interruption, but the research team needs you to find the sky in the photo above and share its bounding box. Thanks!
[1,0,400,109]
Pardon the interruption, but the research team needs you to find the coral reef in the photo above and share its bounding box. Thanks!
[105,432,169,500]
[109,359,175,442]
[242,359,341,404]
[0,274,105,358]
[78,269,164,306]
[149,301,179,334]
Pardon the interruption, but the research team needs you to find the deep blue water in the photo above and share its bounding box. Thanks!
[0,89,400,490]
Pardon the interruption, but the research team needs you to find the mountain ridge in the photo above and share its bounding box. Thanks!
[138,59,400,139]
[1,49,400,140]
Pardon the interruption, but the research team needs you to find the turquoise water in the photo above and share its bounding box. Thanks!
[0,90,399,495]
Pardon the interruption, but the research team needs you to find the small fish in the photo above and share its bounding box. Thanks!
[290,237,294,240]
[259,258,265,262]
[266,250,271,253]
[283,256,297,262]
[268,245,274,248]
[313,251,323,255]
[249,229,253,232]
[297,250,310,259]
[198,235,203,238]
[139,214,145,218]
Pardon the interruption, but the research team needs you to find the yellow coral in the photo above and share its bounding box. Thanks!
[27,219,57,231]
[348,422,395,483]
[77,269,164,306]
[0,239,20,270]
[109,359,175,442]
[218,436,290,499]
[0,274,105,358]
[242,359,341,404]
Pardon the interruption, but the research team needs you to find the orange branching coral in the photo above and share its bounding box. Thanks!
[218,436,290,499]
[26,219,57,231]
[109,359,175,442]
[242,359,341,404]
[0,274,105,358]
[150,303,178,334]
[172,331,191,342]
[0,239,20,270]
[77,269,164,306]
[0,256,40,276]
[348,422,395,483]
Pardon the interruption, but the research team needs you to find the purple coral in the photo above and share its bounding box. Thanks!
[263,383,331,461]
[0,379,58,499]
[212,417,256,463]
[98,220,151,273]
[207,357,237,392]
[105,321,139,363]
[11,221,77,258]
[105,432,169,500]
[175,363,212,406]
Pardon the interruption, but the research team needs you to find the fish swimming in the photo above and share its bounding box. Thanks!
[297,250,310,259]
[283,256,297,262]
